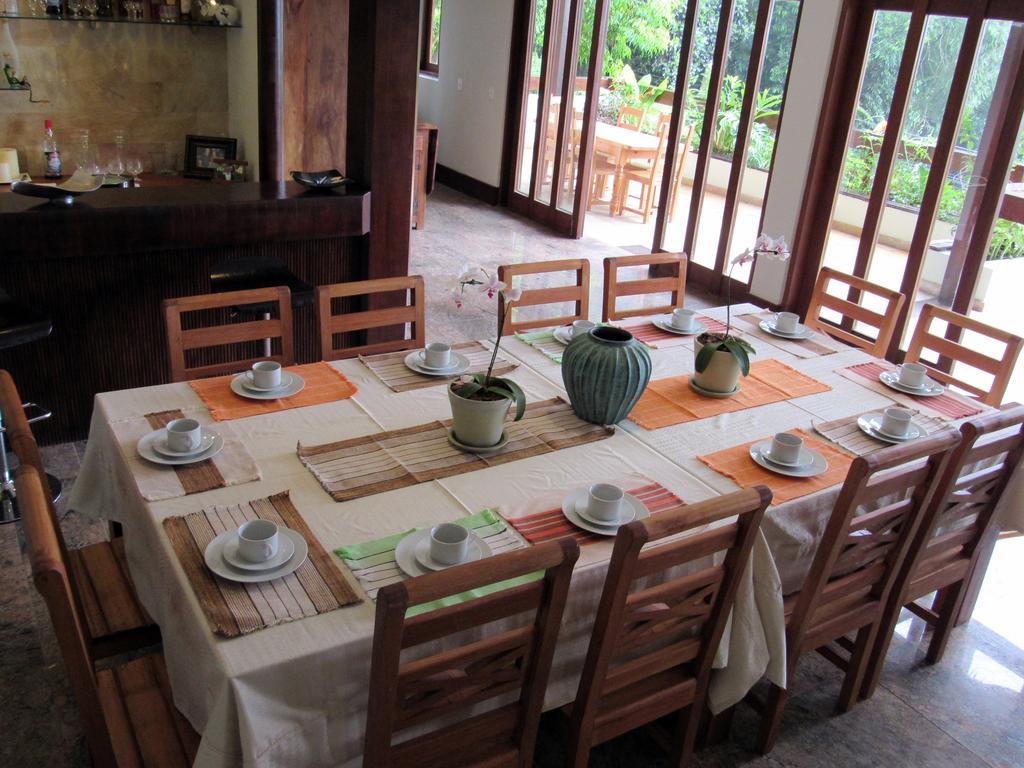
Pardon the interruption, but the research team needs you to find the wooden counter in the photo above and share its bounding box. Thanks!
[0,181,372,443]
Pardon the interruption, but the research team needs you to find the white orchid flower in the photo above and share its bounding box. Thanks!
[503,286,523,303]
[449,286,465,310]
[480,273,506,299]
[731,248,755,267]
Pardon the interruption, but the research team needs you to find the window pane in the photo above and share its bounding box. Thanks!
[430,0,442,65]
[557,0,598,213]
[516,0,549,196]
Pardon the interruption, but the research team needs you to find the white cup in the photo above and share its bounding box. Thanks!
[571,319,596,338]
[247,360,283,389]
[769,432,803,465]
[165,418,202,452]
[774,312,800,334]
[430,522,469,565]
[670,308,696,331]
[422,342,453,368]
[237,519,279,563]
[880,407,912,437]
[898,362,928,389]
[586,483,624,523]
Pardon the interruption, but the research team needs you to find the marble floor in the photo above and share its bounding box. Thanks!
[1,184,1022,767]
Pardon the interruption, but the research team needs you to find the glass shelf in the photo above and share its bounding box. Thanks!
[0,84,31,91]
[0,13,240,28]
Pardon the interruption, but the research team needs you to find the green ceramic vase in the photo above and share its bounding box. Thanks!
[561,326,652,425]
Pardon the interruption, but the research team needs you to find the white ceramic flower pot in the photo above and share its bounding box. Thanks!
[448,386,512,447]
[692,338,742,394]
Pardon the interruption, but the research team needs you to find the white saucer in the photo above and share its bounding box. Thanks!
[689,378,740,399]
[412,350,464,372]
[412,531,492,571]
[759,319,815,340]
[221,533,297,571]
[759,445,815,469]
[560,488,649,536]
[393,528,491,577]
[230,372,306,400]
[749,442,827,478]
[553,326,575,345]
[403,350,471,377]
[203,528,308,583]
[574,498,637,528]
[151,430,219,458]
[137,429,224,465]
[652,317,707,336]
[447,427,509,454]
[878,370,945,397]
[240,372,298,393]
[857,413,924,443]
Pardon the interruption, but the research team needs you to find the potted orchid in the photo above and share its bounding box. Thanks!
[447,267,527,448]
[693,234,791,395]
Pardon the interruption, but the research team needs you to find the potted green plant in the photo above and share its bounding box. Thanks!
[693,235,790,395]
[447,267,527,448]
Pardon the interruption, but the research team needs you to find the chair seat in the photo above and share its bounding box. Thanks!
[388,704,521,768]
[0,298,52,351]
[592,158,619,176]
[69,537,160,659]
[210,256,315,310]
[97,653,200,767]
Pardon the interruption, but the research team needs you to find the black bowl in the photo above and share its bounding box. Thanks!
[290,169,350,190]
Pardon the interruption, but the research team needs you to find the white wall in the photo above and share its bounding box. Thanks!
[226,0,260,180]
[750,0,844,304]
[417,0,514,188]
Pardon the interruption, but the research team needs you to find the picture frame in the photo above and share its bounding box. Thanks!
[184,135,238,179]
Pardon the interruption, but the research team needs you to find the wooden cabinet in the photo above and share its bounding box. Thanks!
[412,122,439,229]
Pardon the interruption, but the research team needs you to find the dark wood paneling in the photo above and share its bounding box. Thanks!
[258,0,285,182]
[436,164,500,206]
[283,0,349,174]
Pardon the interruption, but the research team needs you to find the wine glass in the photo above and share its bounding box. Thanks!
[68,0,83,17]
[84,0,98,18]
[125,157,143,186]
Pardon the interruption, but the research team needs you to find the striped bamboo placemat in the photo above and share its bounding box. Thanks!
[298,398,614,502]
[503,482,684,546]
[732,312,844,358]
[814,410,947,456]
[840,361,984,420]
[360,340,518,392]
[618,315,728,349]
[163,491,360,638]
[515,329,567,363]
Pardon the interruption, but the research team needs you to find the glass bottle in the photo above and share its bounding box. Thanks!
[43,120,62,179]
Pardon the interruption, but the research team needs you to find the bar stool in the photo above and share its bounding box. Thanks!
[210,256,315,356]
[0,291,61,523]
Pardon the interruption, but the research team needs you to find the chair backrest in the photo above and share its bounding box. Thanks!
[363,538,579,767]
[617,105,644,130]
[803,267,906,357]
[498,259,591,335]
[602,252,687,322]
[639,117,672,184]
[162,287,294,382]
[317,276,426,360]
[905,303,1024,407]
[787,430,961,655]
[570,487,771,743]
[905,405,1024,597]
[18,464,118,767]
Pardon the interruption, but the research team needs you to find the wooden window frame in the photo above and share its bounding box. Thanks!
[419,0,441,76]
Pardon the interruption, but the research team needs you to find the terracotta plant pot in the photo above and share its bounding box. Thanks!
[692,336,742,394]
[448,385,512,447]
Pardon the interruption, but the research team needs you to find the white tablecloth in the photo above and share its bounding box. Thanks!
[68,305,1019,767]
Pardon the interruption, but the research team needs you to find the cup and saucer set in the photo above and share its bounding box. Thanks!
[749,432,828,478]
[394,522,493,577]
[404,342,471,376]
[560,483,650,536]
[204,519,309,583]
[759,311,816,340]
[857,406,926,444]
[230,361,306,400]
[137,417,224,466]
[878,362,946,397]
[651,308,708,337]
[553,319,597,345]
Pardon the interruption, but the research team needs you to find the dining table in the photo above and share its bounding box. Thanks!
[66,302,1023,768]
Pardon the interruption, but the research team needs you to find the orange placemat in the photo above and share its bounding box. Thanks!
[628,359,831,429]
[698,430,854,503]
[189,362,358,421]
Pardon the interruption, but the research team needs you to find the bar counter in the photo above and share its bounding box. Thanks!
[0,180,372,443]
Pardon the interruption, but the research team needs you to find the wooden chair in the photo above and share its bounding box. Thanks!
[755,429,961,754]
[616,119,672,224]
[589,154,621,212]
[602,252,687,322]
[317,276,426,360]
[363,538,579,768]
[861,405,1024,699]
[904,303,1024,407]
[617,105,645,131]
[19,464,199,768]
[567,487,771,767]
[667,123,696,223]
[0,370,159,661]
[162,286,294,382]
[803,267,906,358]
[497,259,590,335]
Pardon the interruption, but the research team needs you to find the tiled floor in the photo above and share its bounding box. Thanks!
[1,185,1021,767]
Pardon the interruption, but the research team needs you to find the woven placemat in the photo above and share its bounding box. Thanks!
[814,409,947,456]
[360,340,518,392]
